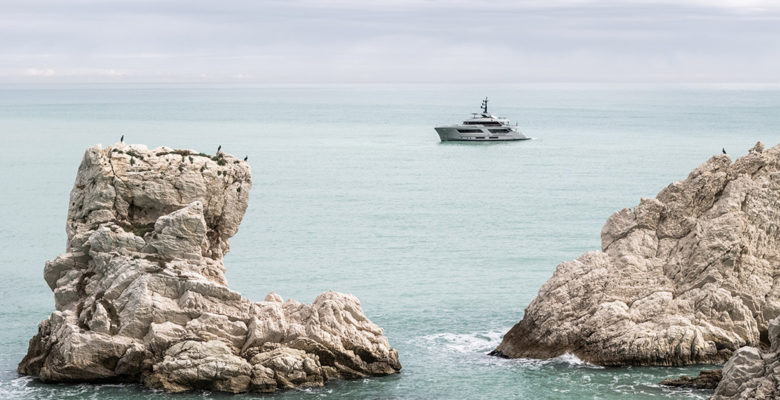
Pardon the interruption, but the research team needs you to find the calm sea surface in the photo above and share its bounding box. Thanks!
[1,84,779,399]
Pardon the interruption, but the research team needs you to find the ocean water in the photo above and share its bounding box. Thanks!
[1,84,779,399]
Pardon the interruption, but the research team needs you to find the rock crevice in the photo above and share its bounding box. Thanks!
[19,143,401,393]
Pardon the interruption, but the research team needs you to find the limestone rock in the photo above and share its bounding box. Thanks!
[660,369,722,390]
[144,340,252,393]
[493,143,780,367]
[18,143,401,393]
[711,316,780,399]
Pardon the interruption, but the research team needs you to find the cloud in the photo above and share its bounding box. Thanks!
[23,68,54,77]
[0,0,779,83]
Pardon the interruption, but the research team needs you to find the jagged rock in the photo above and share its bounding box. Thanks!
[711,316,780,399]
[18,143,401,393]
[493,142,780,366]
[144,340,252,393]
[660,369,722,390]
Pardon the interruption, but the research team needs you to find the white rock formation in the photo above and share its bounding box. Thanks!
[492,142,780,367]
[711,316,780,399]
[19,143,401,393]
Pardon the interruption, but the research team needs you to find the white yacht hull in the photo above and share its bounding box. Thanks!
[434,126,530,142]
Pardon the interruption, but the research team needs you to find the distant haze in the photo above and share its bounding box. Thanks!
[2,0,779,84]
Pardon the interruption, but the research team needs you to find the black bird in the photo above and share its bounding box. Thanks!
[120,135,124,143]
[217,145,222,153]
[243,156,248,161]
[722,148,727,154]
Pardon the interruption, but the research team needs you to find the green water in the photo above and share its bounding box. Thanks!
[2,84,779,399]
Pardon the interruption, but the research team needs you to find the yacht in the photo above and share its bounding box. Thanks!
[435,98,530,142]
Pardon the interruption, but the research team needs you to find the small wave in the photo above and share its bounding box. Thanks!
[419,329,505,355]
[0,376,151,400]
[0,376,42,399]
[422,328,603,369]
[548,352,602,368]
[507,352,604,370]
[417,330,603,369]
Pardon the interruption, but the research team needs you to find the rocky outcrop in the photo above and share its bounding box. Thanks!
[711,316,780,399]
[492,142,780,367]
[18,143,400,393]
[660,369,722,390]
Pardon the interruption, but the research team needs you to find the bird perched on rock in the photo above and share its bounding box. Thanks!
[722,148,727,154]
[217,145,222,153]
[120,135,124,143]
[243,156,248,161]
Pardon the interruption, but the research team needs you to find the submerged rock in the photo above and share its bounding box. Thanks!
[660,369,722,390]
[493,142,780,367]
[18,143,401,393]
[711,316,780,399]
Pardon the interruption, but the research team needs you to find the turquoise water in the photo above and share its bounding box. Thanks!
[2,84,780,399]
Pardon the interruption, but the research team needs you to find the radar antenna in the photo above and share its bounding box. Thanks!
[481,97,488,114]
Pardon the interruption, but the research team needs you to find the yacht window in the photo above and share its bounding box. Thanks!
[465,121,501,126]
[489,128,510,133]
[457,129,483,133]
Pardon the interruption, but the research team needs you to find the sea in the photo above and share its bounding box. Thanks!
[1,83,779,399]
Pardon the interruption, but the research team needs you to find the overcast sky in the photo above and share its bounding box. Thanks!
[1,0,779,83]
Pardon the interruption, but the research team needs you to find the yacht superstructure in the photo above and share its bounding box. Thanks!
[435,98,530,142]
